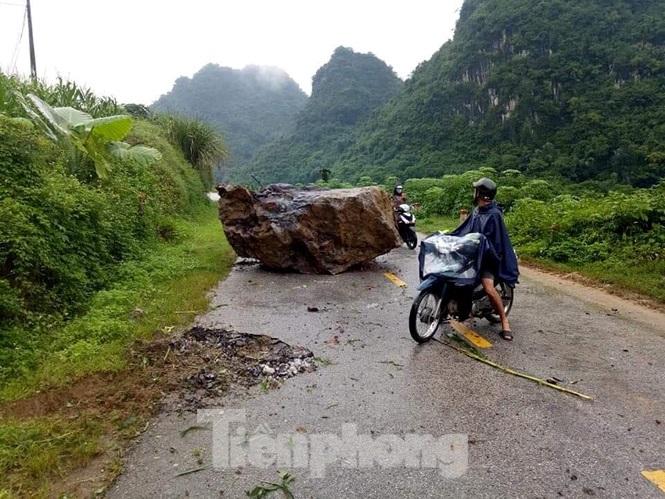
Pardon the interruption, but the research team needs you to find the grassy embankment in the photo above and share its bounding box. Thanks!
[0,205,235,497]
[416,215,459,235]
[0,74,236,496]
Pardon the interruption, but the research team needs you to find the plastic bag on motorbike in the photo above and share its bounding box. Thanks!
[418,232,485,285]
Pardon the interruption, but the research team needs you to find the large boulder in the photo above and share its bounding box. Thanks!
[217,184,400,274]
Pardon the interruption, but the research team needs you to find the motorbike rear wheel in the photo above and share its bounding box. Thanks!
[406,229,418,249]
[409,288,445,343]
[485,283,514,323]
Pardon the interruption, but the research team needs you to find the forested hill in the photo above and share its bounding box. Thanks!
[152,64,307,175]
[235,47,402,184]
[332,0,665,187]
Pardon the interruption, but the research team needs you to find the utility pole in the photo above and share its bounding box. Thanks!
[26,0,36,79]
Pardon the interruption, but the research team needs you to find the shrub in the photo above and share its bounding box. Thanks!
[506,184,665,273]
[405,170,488,216]
[0,114,205,330]
[383,175,398,189]
[519,179,554,201]
[421,187,447,216]
[157,115,227,187]
[403,178,446,208]
[496,185,520,210]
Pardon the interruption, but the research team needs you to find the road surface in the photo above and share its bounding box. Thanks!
[109,246,665,498]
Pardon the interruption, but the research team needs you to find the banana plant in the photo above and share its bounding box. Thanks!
[19,93,161,179]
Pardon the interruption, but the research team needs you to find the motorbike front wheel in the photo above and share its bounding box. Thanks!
[409,288,445,343]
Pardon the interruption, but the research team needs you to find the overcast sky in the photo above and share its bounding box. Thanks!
[0,0,464,104]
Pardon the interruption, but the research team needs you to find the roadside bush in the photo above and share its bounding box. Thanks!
[506,185,665,270]
[156,115,227,188]
[519,179,554,201]
[404,169,573,217]
[0,114,205,329]
[356,176,376,186]
[404,169,484,216]
[403,178,446,208]
[421,187,447,216]
[495,185,520,210]
[382,176,398,188]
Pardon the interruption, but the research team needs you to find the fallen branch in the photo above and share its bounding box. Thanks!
[179,424,211,437]
[434,338,593,400]
[175,464,210,477]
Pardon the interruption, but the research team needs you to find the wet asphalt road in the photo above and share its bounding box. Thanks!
[109,246,665,498]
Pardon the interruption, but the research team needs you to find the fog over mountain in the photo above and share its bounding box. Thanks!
[152,64,308,176]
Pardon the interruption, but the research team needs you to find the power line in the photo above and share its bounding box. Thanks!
[0,1,24,6]
[9,4,27,73]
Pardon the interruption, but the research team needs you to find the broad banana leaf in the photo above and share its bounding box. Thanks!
[53,107,93,126]
[16,93,57,140]
[27,94,70,136]
[108,141,162,166]
[88,115,133,141]
[22,93,158,180]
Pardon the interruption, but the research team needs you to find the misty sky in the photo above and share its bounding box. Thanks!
[0,0,464,104]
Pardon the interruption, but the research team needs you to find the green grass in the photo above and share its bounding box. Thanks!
[0,417,103,497]
[0,204,235,496]
[416,215,459,235]
[0,204,234,401]
[521,255,665,304]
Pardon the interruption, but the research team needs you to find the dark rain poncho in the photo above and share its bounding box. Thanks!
[449,202,519,286]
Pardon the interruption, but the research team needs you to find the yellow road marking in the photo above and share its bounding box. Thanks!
[449,320,493,349]
[642,470,665,493]
[384,272,407,288]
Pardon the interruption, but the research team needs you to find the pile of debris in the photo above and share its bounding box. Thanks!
[165,326,316,409]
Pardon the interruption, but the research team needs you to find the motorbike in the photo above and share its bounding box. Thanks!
[396,203,418,249]
[408,232,514,343]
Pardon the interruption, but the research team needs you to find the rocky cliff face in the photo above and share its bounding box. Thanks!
[335,0,665,186]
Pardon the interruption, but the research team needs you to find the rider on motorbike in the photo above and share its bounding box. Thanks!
[392,184,407,225]
[449,178,519,341]
[392,185,407,209]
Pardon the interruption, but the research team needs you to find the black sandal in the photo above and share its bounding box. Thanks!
[500,330,513,341]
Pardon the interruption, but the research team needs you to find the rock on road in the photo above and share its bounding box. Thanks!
[109,246,665,498]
